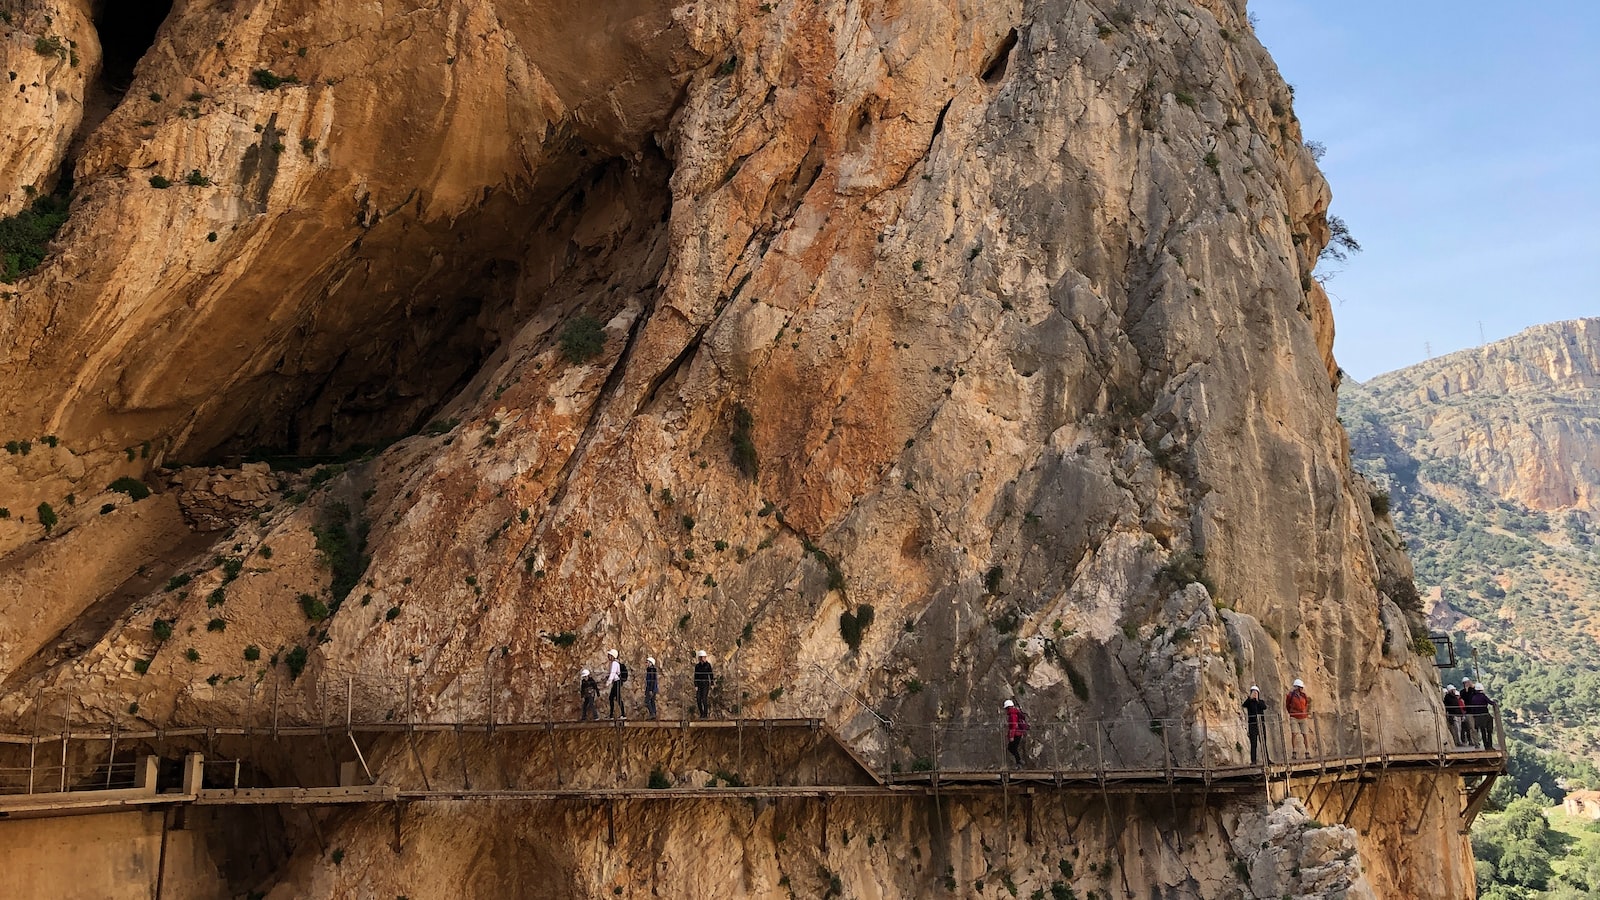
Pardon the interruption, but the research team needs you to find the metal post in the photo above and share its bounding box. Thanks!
[347,675,354,732]
[271,673,280,738]
[106,721,119,790]
[487,659,496,735]
[60,730,68,792]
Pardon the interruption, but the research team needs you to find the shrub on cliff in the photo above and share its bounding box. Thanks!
[251,69,299,89]
[558,314,605,363]
[108,476,152,501]
[285,645,309,681]
[839,604,875,651]
[1,193,70,283]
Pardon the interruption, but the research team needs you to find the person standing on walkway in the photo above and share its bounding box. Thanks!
[1004,700,1028,767]
[693,650,714,718]
[1243,686,1269,764]
[1285,679,1312,760]
[1462,679,1496,750]
[605,649,626,719]
[644,656,660,719]
[579,668,599,721]
[1444,685,1467,745]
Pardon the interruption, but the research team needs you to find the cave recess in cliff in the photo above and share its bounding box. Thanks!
[94,0,173,93]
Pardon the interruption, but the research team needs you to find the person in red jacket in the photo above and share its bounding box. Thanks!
[1285,679,1313,760]
[1004,700,1028,767]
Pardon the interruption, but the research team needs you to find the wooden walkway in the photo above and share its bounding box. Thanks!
[0,717,1506,822]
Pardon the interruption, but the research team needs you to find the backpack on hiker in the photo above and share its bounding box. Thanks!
[618,661,629,683]
[1016,709,1030,734]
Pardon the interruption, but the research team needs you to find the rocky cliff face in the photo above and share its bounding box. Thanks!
[1,0,1464,897]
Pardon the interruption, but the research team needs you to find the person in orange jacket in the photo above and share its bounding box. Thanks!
[1285,679,1312,759]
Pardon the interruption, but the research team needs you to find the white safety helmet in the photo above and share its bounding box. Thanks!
[580,669,590,677]
[647,657,656,665]
[608,649,618,658]
[1446,684,1457,692]
[697,650,708,658]
[1003,700,1015,709]
[1248,685,1260,693]
[1292,679,1305,688]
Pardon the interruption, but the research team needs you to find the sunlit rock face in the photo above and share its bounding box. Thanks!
[0,0,1464,896]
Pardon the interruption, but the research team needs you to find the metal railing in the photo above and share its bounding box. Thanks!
[1,664,1506,794]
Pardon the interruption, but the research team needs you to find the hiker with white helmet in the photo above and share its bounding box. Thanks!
[693,650,715,718]
[1242,686,1269,764]
[1003,699,1029,767]
[579,668,600,721]
[644,656,660,719]
[1444,684,1467,745]
[605,648,627,719]
[1285,678,1312,759]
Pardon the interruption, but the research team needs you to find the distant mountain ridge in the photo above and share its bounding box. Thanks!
[1347,317,1600,514]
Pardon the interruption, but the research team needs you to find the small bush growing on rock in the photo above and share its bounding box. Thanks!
[299,593,330,622]
[0,508,10,518]
[152,619,174,642]
[207,618,226,632]
[558,314,605,363]
[243,644,261,662]
[839,604,875,651]
[251,69,299,89]
[1378,571,1423,613]
[108,476,152,500]
[165,573,191,592]
[285,645,308,680]
[1,193,71,282]
[185,170,211,187]
[33,35,65,57]
[133,659,150,675]
[545,631,577,647]
[1155,550,1216,596]
[36,502,57,533]
[1369,491,1390,517]
[385,606,401,621]
[648,768,671,789]
[148,175,171,189]
[184,647,201,663]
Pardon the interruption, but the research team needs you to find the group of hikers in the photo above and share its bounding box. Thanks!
[577,649,716,720]
[1443,678,1498,749]
[1010,676,1496,769]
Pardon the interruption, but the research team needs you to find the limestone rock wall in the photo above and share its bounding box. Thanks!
[0,0,1469,897]
[1343,318,1600,515]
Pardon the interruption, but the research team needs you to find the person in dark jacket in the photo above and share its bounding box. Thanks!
[644,657,660,719]
[1243,685,1269,764]
[579,669,599,721]
[693,650,714,718]
[1004,700,1027,767]
[1461,679,1496,750]
[1443,685,1467,745]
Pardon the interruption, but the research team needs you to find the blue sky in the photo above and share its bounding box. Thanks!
[1252,1,1600,380]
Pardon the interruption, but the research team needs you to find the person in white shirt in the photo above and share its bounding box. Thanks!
[605,649,625,719]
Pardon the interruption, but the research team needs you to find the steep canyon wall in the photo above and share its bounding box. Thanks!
[0,0,1466,896]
